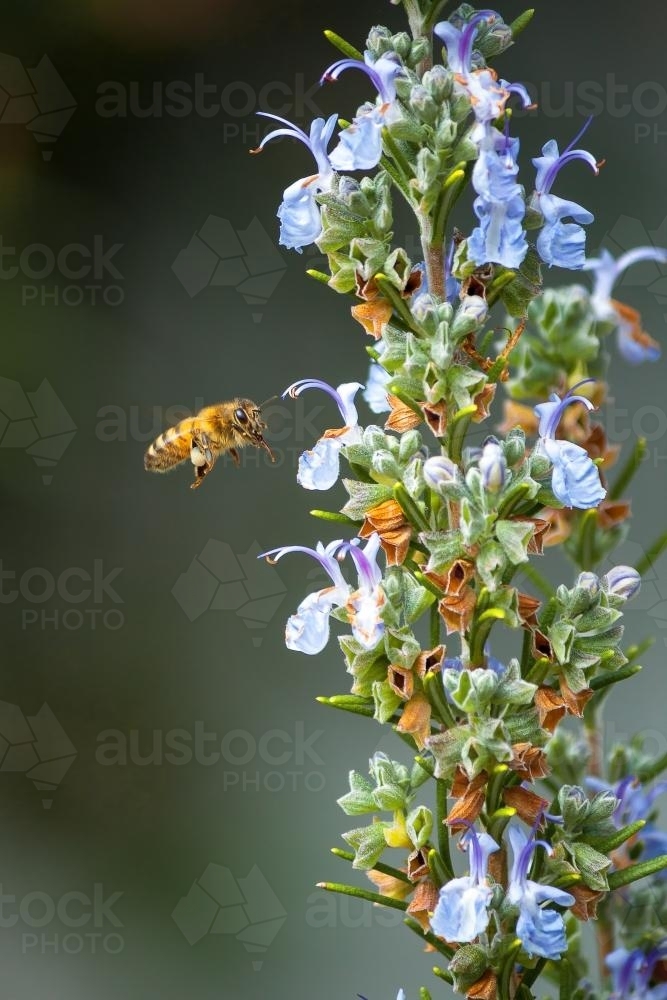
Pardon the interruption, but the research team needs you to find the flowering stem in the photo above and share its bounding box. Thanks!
[436,778,454,877]
[316,881,409,910]
[330,847,413,883]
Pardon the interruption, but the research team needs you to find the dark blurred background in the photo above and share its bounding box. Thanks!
[1,1,667,997]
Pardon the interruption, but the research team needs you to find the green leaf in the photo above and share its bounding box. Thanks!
[341,480,393,518]
[342,822,390,870]
[337,771,377,815]
[495,519,535,564]
[323,28,363,60]
[608,854,667,890]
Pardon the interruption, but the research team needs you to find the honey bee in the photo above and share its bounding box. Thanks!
[144,398,275,489]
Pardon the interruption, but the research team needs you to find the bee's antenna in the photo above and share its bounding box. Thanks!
[258,394,279,409]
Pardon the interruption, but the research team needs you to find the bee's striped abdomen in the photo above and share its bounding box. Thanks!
[144,417,197,473]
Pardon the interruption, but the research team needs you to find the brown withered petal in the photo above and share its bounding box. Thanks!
[447,788,487,827]
[397,692,432,749]
[367,869,413,901]
[570,883,603,921]
[499,400,538,437]
[531,629,553,661]
[583,423,620,469]
[535,686,567,732]
[503,786,549,826]
[415,645,446,679]
[446,559,475,595]
[361,499,406,533]
[404,267,423,297]
[354,273,380,301]
[472,383,496,423]
[598,500,632,529]
[509,742,550,780]
[360,500,412,566]
[559,678,593,718]
[422,400,448,438]
[527,519,551,555]
[385,395,423,432]
[407,848,430,882]
[541,507,573,547]
[351,299,393,339]
[408,878,440,920]
[487,846,506,888]
[451,766,488,799]
[439,589,476,635]
[467,970,498,1000]
[518,592,541,628]
[388,664,414,701]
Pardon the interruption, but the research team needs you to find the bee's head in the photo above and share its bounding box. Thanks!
[232,399,275,463]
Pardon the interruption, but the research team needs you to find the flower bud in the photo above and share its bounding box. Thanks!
[423,455,460,492]
[423,64,453,103]
[479,440,506,493]
[602,565,642,601]
[575,572,600,598]
[451,295,488,340]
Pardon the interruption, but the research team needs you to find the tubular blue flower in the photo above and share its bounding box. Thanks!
[583,246,667,363]
[435,14,533,129]
[507,825,575,960]
[434,12,499,76]
[468,126,528,268]
[341,533,386,649]
[431,827,500,942]
[284,379,363,490]
[531,120,599,269]
[602,565,642,601]
[534,382,606,509]
[260,540,350,654]
[362,362,391,413]
[321,52,405,171]
[607,943,667,1000]
[251,112,338,252]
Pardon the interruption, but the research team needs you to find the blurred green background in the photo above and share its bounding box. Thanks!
[1,1,667,997]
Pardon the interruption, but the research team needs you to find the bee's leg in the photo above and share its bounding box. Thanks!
[190,433,215,490]
[230,448,241,467]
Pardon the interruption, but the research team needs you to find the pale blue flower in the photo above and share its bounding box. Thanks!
[534,381,606,509]
[583,246,667,363]
[468,126,528,269]
[507,825,574,960]
[252,112,338,251]
[532,119,599,269]
[607,944,667,1000]
[362,362,391,414]
[431,827,500,942]
[321,52,405,171]
[435,13,532,129]
[341,533,386,649]
[283,378,363,490]
[602,565,642,600]
[260,540,349,654]
[434,11,499,76]
[260,535,385,653]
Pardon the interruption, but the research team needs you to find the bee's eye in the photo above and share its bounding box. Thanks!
[235,408,248,423]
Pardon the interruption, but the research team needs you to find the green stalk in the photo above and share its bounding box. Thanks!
[316,881,409,910]
[436,779,454,878]
[404,915,455,960]
[330,847,412,884]
[609,437,647,500]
